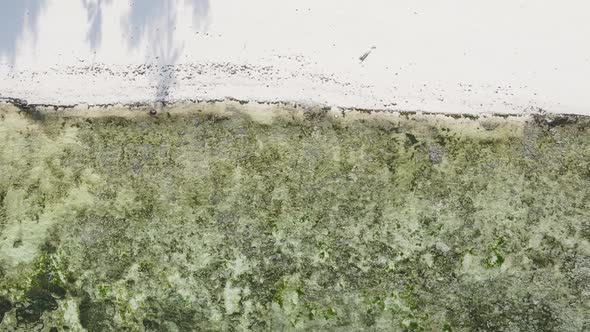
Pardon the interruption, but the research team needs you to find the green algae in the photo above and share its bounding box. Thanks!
[0,102,590,331]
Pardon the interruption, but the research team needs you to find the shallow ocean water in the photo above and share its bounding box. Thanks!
[1,102,589,331]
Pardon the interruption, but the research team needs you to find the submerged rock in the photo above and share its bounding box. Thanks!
[0,297,12,324]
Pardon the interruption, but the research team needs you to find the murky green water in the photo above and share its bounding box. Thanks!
[1,103,589,331]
